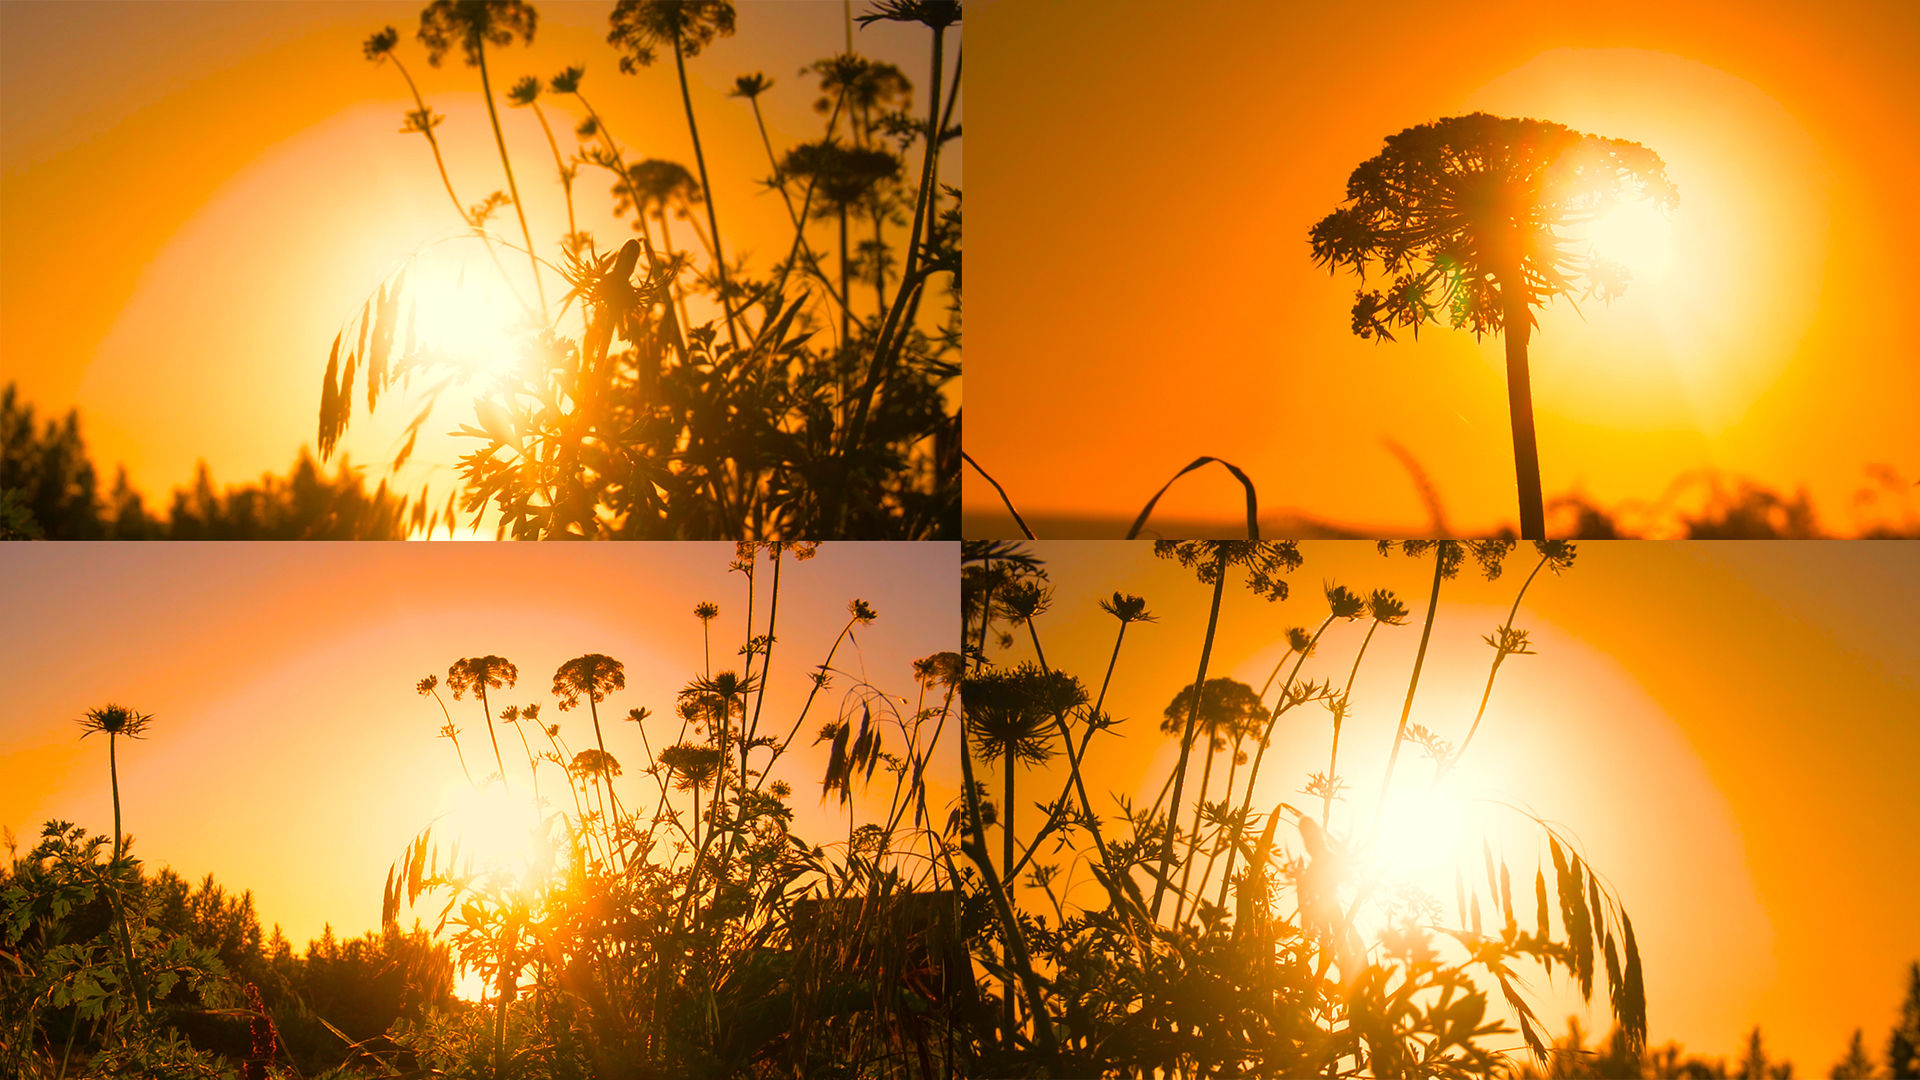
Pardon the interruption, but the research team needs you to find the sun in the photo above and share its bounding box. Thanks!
[433,781,557,1002]
[1366,776,1474,883]
[403,248,533,383]
[434,780,559,894]
[1582,199,1676,285]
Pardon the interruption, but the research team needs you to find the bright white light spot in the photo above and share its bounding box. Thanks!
[1367,779,1472,883]
[436,780,556,895]
[405,253,529,382]
[1585,200,1676,284]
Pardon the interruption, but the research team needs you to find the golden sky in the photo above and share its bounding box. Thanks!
[0,0,960,502]
[0,542,959,957]
[980,541,1919,1069]
[965,0,1919,535]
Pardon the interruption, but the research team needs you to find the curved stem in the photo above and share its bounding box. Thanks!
[1371,548,1447,839]
[670,27,739,352]
[386,54,466,223]
[528,100,577,241]
[475,45,547,318]
[1444,551,1549,779]
[1212,615,1334,909]
[1151,548,1228,921]
[1324,619,1382,830]
[479,685,509,794]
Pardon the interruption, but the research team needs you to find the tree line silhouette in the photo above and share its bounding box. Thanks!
[1,384,409,540]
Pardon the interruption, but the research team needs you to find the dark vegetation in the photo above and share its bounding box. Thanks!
[956,539,1920,1078]
[316,0,961,538]
[1,824,454,1078]
[4,544,967,1077]
[1,384,408,540]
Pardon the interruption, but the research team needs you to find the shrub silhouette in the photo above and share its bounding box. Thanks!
[322,0,961,538]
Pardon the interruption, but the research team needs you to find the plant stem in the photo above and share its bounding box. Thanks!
[670,25,740,352]
[1171,734,1218,925]
[474,44,547,318]
[528,100,577,241]
[1213,617,1333,909]
[1324,619,1382,830]
[479,685,509,794]
[1501,281,1545,540]
[841,21,947,462]
[1444,550,1549,779]
[105,733,151,1021]
[1152,547,1228,922]
[1372,547,1447,838]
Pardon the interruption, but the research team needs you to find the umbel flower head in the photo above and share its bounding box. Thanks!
[1310,112,1678,342]
[417,0,537,68]
[1097,592,1156,625]
[856,0,960,30]
[963,663,1085,765]
[608,0,736,71]
[1153,541,1303,602]
[75,705,154,740]
[553,654,626,710]
[448,656,519,698]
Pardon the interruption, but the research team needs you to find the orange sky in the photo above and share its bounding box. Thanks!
[965,0,1919,536]
[978,541,1919,1069]
[0,541,959,956]
[0,0,960,504]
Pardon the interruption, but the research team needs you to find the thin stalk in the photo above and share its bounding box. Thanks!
[957,673,1057,1061]
[740,551,782,798]
[1151,547,1229,922]
[839,19,947,461]
[528,100,577,241]
[1443,550,1550,780]
[669,25,740,351]
[585,695,617,854]
[1372,548,1448,839]
[506,714,541,803]
[105,735,150,1021]
[386,54,467,222]
[478,685,509,794]
[428,687,476,786]
[1015,616,1112,877]
[1211,618,1334,907]
[474,45,547,317]
[1325,619,1383,829]
[1170,734,1219,925]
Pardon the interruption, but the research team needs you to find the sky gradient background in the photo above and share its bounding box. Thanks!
[0,541,959,960]
[978,541,1919,1070]
[965,0,1919,536]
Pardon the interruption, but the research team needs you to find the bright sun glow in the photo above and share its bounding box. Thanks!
[1366,777,1474,883]
[435,781,557,1002]
[1584,200,1676,284]
[404,249,533,383]
[436,780,556,891]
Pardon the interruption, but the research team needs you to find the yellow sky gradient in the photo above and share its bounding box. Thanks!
[1,0,960,503]
[0,541,959,957]
[978,541,1919,1069]
[965,0,1919,535]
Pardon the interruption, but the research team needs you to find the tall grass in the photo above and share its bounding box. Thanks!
[322,0,961,539]
[958,539,1646,1078]
[377,542,966,1076]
